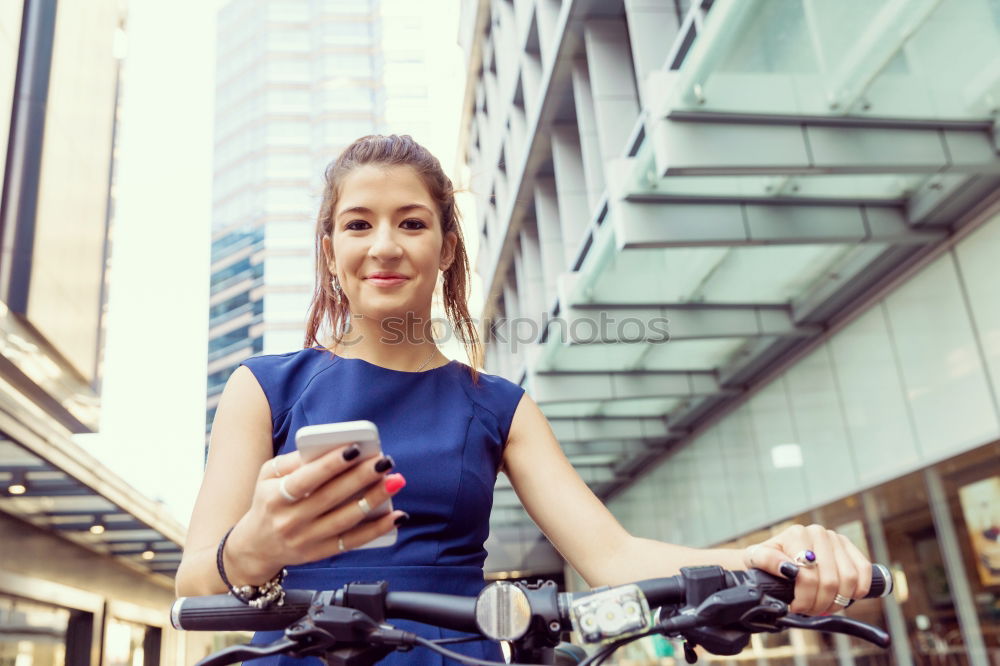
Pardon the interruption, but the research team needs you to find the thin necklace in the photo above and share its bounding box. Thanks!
[415,348,437,372]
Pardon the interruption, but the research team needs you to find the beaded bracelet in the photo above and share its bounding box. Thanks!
[216,525,287,608]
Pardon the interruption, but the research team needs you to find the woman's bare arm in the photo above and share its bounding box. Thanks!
[175,366,274,596]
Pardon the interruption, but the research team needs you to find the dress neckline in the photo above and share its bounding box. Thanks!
[311,347,459,375]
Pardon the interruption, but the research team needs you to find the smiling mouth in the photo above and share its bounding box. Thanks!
[366,276,409,286]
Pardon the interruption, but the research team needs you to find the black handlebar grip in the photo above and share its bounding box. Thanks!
[170,590,316,631]
[635,577,686,607]
[386,591,480,634]
[737,569,795,602]
[867,564,893,599]
[741,563,893,604]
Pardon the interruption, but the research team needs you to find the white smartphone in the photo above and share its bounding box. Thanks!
[294,420,397,549]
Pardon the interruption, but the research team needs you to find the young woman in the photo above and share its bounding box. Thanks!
[176,135,873,665]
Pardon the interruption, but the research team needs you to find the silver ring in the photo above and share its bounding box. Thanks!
[792,549,818,568]
[278,476,299,502]
[833,593,851,607]
[270,458,282,478]
[357,497,372,517]
[338,536,346,553]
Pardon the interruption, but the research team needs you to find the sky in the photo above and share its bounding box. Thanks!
[73,0,471,526]
[72,0,218,525]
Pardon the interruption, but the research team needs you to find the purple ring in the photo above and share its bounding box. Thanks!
[793,549,818,567]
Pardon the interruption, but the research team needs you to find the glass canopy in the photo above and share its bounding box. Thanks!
[0,437,183,576]
[619,138,932,202]
[668,0,1000,121]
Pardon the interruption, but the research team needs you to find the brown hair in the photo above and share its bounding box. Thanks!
[304,134,483,375]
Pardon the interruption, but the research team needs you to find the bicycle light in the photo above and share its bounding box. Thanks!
[569,584,651,644]
[475,581,531,641]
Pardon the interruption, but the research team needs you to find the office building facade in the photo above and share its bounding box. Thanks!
[0,1,214,663]
[460,0,1000,662]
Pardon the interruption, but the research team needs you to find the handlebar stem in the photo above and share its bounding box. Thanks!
[509,580,564,662]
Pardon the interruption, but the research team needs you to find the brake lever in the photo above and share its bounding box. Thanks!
[776,614,891,648]
[195,637,299,666]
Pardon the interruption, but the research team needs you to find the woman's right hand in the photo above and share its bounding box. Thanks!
[222,445,407,585]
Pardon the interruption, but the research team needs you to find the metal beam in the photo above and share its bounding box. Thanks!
[494,466,617,509]
[611,198,945,249]
[106,540,176,551]
[908,174,1000,227]
[36,509,129,518]
[90,531,165,544]
[489,506,533,528]
[149,563,180,571]
[94,527,166,546]
[649,117,1000,177]
[558,301,818,342]
[0,464,50,473]
[530,370,721,403]
[612,450,667,480]
[791,244,922,324]
[548,416,669,442]
[52,520,147,532]
[569,465,617,485]
[714,336,809,390]
[560,439,657,458]
[823,0,942,113]
[108,547,182,557]
[493,490,524,509]
[5,486,92,497]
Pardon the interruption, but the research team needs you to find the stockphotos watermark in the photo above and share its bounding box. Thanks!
[339,312,671,351]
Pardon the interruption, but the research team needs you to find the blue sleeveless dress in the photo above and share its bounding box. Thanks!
[239,348,525,665]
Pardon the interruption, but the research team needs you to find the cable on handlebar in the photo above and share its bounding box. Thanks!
[433,635,492,645]
[404,634,546,666]
[575,614,708,666]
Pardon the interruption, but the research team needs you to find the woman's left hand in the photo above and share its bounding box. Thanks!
[742,524,873,615]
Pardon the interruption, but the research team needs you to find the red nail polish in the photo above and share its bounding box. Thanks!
[385,473,406,494]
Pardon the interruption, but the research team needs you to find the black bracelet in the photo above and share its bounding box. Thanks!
[216,525,240,596]
[216,525,287,608]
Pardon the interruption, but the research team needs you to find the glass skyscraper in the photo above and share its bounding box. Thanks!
[207,0,388,435]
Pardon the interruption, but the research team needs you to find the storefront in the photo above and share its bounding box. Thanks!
[0,569,165,666]
[713,442,1000,665]
[0,451,218,666]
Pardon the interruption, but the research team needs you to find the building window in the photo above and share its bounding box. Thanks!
[0,594,83,665]
[103,617,158,666]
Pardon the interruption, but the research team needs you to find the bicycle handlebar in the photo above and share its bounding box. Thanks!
[172,564,892,634]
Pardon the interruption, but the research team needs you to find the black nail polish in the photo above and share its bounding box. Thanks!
[779,561,800,580]
[342,444,361,461]
[394,512,410,526]
[374,456,394,473]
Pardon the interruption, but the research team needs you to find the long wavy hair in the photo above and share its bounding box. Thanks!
[304,135,483,375]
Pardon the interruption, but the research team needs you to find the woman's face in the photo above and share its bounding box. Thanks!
[324,164,456,323]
